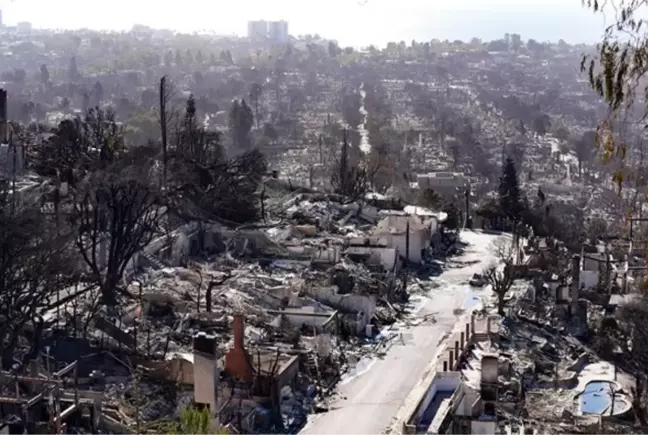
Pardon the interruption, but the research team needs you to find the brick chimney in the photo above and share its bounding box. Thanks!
[193,332,220,415]
[224,315,253,383]
[233,314,245,350]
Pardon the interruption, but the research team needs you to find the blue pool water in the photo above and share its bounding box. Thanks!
[581,381,613,414]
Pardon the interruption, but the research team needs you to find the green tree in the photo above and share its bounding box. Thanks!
[262,122,278,142]
[179,94,199,151]
[228,99,254,150]
[92,81,104,105]
[164,50,173,67]
[581,0,648,189]
[249,83,263,129]
[417,189,444,210]
[68,56,80,82]
[328,41,341,57]
[574,130,596,177]
[158,406,228,434]
[554,126,570,142]
[40,64,50,85]
[532,113,551,136]
[220,50,233,65]
[499,156,523,224]
[141,88,157,108]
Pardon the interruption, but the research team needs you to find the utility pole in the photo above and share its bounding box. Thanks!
[11,131,16,214]
[405,218,410,266]
[159,77,168,190]
[402,218,411,297]
[464,184,472,230]
[318,134,323,165]
[340,129,349,193]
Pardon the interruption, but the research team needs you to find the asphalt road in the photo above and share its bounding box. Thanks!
[300,230,504,435]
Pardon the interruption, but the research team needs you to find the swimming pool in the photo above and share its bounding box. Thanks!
[580,381,632,416]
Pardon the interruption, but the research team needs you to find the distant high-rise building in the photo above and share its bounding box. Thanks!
[510,33,522,52]
[0,10,3,28]
[247,20,268,40]
[268,20,289,42]
[16,21,32,34]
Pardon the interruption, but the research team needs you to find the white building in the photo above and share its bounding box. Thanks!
[247,20,268,40]
[417,172,467,196]
[373,214,438,264]
[268,20,289,42]
[16,21,31,34]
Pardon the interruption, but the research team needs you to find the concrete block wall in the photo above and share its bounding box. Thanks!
[440,314,492,372]
[389,314,495,435]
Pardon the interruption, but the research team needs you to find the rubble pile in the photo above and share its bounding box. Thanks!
[476,236,641,434]
[26,187,459,434]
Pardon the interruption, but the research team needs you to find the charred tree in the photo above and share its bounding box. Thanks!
[160,76,169,188]
[167,97,266,225]
[0,178,73,369]
[330,129,372,202]
[70,168,166,306]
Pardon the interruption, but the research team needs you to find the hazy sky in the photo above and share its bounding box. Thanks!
[0,0,609,47]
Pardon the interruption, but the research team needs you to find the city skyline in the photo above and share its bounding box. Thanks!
[0,0,608,47]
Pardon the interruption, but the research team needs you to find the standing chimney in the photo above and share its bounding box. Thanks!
[571,254,580,315]
[193,332,220,418]
[225,314,254,383]
[233,314,245,350]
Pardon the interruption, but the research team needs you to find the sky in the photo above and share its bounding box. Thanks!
[0,0,610,47]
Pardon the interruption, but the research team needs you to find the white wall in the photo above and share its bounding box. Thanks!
[347,236,390,247]
[390,230,427,263]
[580,270,599,290]
[414,373,460,422]
[193,353,219,414]
[583,256,601,271]
[417,173,466,190]
[311,286,376,328]
[471,421,496,435]
[429,217,439,234]
[281,307,335,329]
[346,246,398,271]
[453,384,479,417]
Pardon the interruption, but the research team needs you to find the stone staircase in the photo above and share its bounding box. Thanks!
[140,250,169,270]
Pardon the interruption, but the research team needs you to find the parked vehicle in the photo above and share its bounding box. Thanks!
[469,273,487,287]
